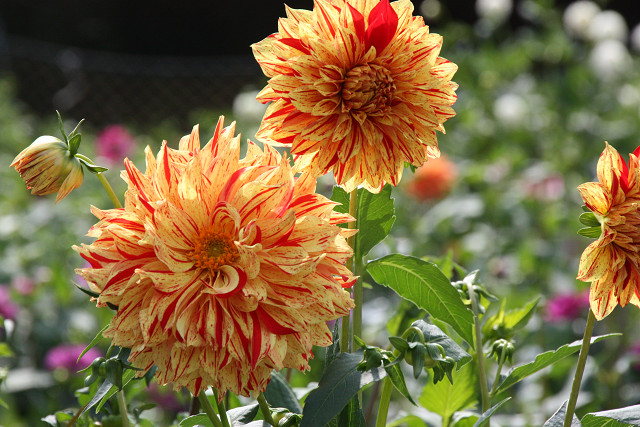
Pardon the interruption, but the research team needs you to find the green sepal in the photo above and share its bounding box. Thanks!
[104,358,123,390]
[77,323,109,365]
[77,156,109,173]
[73,282,101,299]
[581,205,591,212]
[388,336,409,353]
[578,226,602,238]
[56,110,69,145]
[68,133,82,156]
[579,212,600,227]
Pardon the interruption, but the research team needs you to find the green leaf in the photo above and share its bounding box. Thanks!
[494,334,620,395]
[482,297,540,341]
[264,371,303,414]
[95,369,136,412]
[581,405,640,427]
[77,157,109,173]
[81,379,114,416]
[179,414,214,427]
[337,395,366,427]
[384,362,417,405]
[0,342,13,357]
[228,403,260,424]
[301,351,386,427]
[367,254,474,345]
[77,324,109,365]
[411,320,472,365]
[579,212,600,227]
[419,361,477,422]
[472,397,511,427]
[578,227,601,238]
[0,396,7,410]
[331,186,396,257]
[387,415,428,427]
[543,401,581,427]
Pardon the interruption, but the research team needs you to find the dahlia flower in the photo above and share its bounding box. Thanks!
[404,154,457,200]
[11,135,84,202]
[74,117,355,396]
[577,142,640,320]
[252,0,458,193]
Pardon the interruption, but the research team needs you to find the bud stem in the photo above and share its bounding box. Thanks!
[198,390,224,427]
[489,347,507,398]
[468,283,491,415]
[116,390,130,427]
[96,172,123,209]
[257,392,276,426]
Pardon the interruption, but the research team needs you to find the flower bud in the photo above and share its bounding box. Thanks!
[11,135,84,203]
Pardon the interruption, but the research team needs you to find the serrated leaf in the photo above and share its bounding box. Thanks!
[301,351,386,427]
[579,212,600,227]
[179,414,214,427]
[411,320,471,365]
[494,334,620,395]
[228,403,260,425]
[331,186,396,257]
[543,401,581,427]
[581,405,640,427]
[384,363,417,405]
[578,227,601,238]
[419,362,477,421]
[472,397,511,427]
[264,371,302,414]
[367,255,473,345]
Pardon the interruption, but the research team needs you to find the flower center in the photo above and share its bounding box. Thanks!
[190,230,239,271]
[341,63,395,115]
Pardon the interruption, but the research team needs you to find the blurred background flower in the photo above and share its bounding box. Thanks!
[404,155,458,201]
[544,291,589,323]
[43,343,101,372]
[94,124,135,165]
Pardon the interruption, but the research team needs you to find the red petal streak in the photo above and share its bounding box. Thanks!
[256,305,297,335]
[366,0,398,53]
[279,37,311,55]
[250,311,261,369]
[618,152,630,192]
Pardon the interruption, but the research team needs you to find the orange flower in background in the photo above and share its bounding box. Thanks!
[11,135,84,202]
[74,117,355,396]
[404,155,457,201]
[252,0,458,193]
[577,142,640,320]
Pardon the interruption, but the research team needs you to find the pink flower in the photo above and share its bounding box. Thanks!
[0,286,19,320]
[44,344,102,372]
[545,291,589,323]
[95,125,135,165]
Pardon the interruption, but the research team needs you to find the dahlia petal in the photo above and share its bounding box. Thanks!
[366,0,398,54]
[578,182,612,215]
[590,286,618,320]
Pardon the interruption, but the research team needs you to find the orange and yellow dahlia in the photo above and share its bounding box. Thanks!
[577,142,640,320]
[74,117,355,396]
[252,0,458,193]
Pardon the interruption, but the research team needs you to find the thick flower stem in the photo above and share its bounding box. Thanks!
[257,392,276,426]
[468,284,490,415]
[96,172,123,209]
[374,377,393,427]
[341,189,359,353]
[563,309,596,427]
[116,390,130,427]
[198,390,224,427]
[212,389,231,427]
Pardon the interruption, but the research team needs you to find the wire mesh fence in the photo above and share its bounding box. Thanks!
[2,35,266,128]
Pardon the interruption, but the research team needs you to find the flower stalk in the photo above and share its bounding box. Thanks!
[116,390,130,427]
[198,390,223,427]
[257,392,276,426]
[468,283,491,414]
[95,171,122,209]
[563,309,596,427]
[342,189,359,353]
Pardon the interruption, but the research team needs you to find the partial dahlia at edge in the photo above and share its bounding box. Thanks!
[73,117,355,397]
[578,143,640,320]
[252,0,458,193]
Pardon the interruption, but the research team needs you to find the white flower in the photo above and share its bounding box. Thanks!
[494,93,528,127]
[476,0,513,23]
[563,1,600,39]
[631,23,640,53]
[589,39,632,82]
[588,10,628,42]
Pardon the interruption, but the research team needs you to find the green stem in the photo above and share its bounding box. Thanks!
[374,377,393,427]
[468,284,490,414]
[563,309,596,427]
[96,172,123,209]
[341,188,359,353]
[199,390,223,427]
[212,389,231,427]
[257,392,276,426]
[116,390,130,427]
[489,348,507,398]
